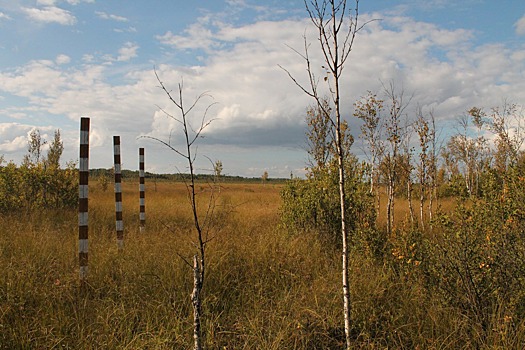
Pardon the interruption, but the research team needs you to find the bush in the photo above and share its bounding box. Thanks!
[423,166,525,344]
[0,160,77,213]
[280,156,383,259]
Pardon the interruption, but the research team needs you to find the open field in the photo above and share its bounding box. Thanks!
[1,180,524,349]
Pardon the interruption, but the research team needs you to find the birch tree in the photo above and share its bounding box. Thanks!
[354,91,384,215]
[144,71,217,350]
[280,0,363,347]
[484,102,524,171]
[400,120,415,227]
[382,82,409,235]
[415,107,430,230]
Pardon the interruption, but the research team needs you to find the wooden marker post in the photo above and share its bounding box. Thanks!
[113,136,124,250]
[79,117,90,284]
[139,148,145,232]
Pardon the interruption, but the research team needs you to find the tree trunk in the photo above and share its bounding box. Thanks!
[407,178,415,227]
[387,173,394,235]
[335,130,351,349]
[191,255,202,350]
[419,184,425,231]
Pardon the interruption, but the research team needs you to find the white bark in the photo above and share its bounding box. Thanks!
[191,255,202,350]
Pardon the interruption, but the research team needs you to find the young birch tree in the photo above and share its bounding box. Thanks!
[382,82,409,236]
[415,108,428,230]
[400,120,415,227]
[486,102,525,171]
[427,111,438,227]
[280,1,363,347]
[354,91,384,216]
[144,70,217,350]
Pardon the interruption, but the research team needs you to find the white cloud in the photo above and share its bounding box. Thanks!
[22,6,76,25]
[95,11,128,22]
[0,12,12,20]
[157,16,219,51]
[515,14,525,36]
[37,0,57,5]
[157,27,216,51]
[0,123,53,154]
[55,54,70,65]
[1,13,525,176]
[114,26,137,33]
[65,0,95,4]
[82,54,94,63]
[117,42,138,61]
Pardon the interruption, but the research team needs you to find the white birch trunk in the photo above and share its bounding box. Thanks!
[191,255,202,350]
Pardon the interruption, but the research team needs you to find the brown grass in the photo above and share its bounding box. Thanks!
[0,180,522,349]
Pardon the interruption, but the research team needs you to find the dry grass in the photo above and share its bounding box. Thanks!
[0,180,523,349]
[374,186,457,228]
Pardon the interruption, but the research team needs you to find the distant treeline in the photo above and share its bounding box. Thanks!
[89,168,288,183]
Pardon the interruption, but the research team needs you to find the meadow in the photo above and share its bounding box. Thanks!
[1,178,525,349]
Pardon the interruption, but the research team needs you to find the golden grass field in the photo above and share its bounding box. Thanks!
[0,179,518,349]
[1,181,342,349]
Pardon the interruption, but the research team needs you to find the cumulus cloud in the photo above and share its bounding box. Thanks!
[0,123,53,154]
[1,11,525,175]
[157,16,220,51]
[515,14,525,36]
[117,42,138,61]
[22,6,76,25]
[157,27,216,51]
[55,54,70,65]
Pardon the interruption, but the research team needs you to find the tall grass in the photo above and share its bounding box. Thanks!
[1,181,524,349]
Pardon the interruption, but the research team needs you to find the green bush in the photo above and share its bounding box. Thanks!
[0,160,77,212]
[423,166,525,344]
[280,156,383,259]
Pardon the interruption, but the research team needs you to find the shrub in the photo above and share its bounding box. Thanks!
[0,160,77,213]
[280,156,383,259]
[423,165,525,344]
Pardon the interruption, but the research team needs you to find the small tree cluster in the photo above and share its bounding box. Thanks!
[281,99,380,258]
[0,129,76,213]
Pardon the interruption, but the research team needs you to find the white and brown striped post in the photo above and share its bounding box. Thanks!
[139,148,145,232]
[113,136,124,250]
[79,117,89,284]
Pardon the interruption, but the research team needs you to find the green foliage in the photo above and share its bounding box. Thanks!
[0,160,77,212]
[281,156,382,258]
[98,172,110,192]
[436,173,470,198]
[0,130,76,213]
[0,160,24,212]
[423,166,525,344]
[45,130,64,169]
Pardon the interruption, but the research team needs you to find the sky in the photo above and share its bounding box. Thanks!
[0,0,524,178]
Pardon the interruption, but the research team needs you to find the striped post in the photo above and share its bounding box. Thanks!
[113,136,124,250]
[139,148,146,232]
[79,117,89,284]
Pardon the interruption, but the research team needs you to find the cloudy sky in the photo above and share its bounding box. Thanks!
[0,0,524,178]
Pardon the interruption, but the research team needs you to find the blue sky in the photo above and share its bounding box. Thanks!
[0,0,524,177]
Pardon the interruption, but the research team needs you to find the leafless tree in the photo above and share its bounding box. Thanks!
[143,70,217,350]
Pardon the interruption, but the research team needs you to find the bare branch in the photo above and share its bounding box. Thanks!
[139,135,187,159]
